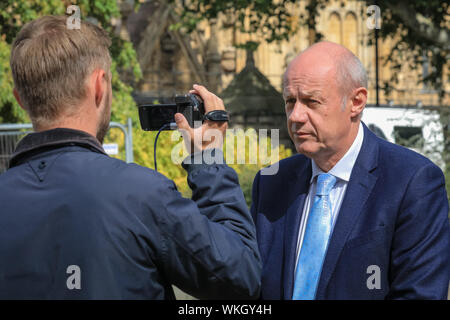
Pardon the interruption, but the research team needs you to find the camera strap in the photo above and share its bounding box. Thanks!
[203,110,229,122]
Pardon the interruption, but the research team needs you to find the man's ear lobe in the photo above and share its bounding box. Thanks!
[13,88,26,111]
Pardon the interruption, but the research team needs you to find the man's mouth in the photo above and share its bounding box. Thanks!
[294,132,311,138]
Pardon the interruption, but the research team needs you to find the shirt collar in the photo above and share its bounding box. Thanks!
[311,122,364,183]
[9,128,106,168]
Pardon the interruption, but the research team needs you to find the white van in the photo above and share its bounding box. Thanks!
[362,104,445,170]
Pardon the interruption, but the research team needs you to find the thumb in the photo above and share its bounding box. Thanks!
[175,113,188,128]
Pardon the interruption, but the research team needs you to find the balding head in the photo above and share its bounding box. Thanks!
[284,41,367,108]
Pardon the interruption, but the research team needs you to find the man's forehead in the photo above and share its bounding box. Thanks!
[286,60,334,79]
[283,85,324,98]
[285,47,336,77]
[283,60,335,95]
[283,69,328,93]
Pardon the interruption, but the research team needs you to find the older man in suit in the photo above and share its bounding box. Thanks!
[251,41,450,299]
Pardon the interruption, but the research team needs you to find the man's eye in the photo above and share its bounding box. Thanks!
[308,99,320,105]
[285,98,296,104]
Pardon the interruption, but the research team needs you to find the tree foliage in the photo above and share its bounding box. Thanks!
[0,0,294,204]
[169,0,301,47]
[0,0,142,124]
[171,0,448,98]
[371,0,448,102]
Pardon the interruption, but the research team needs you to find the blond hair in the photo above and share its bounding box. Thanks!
[10,15,112,127]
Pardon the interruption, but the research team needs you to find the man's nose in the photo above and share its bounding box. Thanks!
[288,101,308,123]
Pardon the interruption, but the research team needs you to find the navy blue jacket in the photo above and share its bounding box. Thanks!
[0,128,261,299]
[251,123,450,299]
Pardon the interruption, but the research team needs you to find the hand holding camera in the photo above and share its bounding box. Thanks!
[138,84,229,154]
[176,84,228,153]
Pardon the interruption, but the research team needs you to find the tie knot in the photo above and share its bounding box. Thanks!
[316,173,336,196]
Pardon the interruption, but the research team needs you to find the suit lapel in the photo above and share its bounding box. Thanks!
[282,160,311,299]
[315,124,379,299]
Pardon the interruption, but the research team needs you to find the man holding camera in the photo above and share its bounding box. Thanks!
[0,16,261,299]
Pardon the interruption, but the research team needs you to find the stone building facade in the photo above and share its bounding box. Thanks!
[116,0,448,149]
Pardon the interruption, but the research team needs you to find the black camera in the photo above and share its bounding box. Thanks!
[138,94,205,131]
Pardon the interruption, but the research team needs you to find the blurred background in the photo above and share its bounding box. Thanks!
[0,0,449,299]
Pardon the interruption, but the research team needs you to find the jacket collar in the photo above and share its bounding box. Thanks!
[9,128,107,168]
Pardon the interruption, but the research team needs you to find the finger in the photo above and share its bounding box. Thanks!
[192,84,224,112]
[193,84,208,95]
[192,84,214,109]
[174,113,193,135]
[189,89,205,108]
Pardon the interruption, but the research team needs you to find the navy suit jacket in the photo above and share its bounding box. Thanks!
[251,123,450,299]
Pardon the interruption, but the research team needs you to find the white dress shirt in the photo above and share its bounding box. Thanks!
[295,122,364,269]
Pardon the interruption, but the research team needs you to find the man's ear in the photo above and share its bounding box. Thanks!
[93,69,106,108]
[350,87,367,118]
[13,88,26,111]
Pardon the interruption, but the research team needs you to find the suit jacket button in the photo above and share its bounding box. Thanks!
[38,161,46,170]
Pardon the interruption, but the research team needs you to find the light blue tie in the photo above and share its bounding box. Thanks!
[292,173,337,300]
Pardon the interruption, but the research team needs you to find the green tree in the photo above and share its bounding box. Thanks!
[0,1,295,202]
[0,37,27,123]
[0,0,142,124]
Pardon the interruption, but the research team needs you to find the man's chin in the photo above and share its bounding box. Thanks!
[295,142,319,158]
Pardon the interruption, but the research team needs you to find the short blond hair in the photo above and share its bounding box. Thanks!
[10,15,112,127]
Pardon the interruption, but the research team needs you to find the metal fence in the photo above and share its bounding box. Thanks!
[0,118,134,174]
